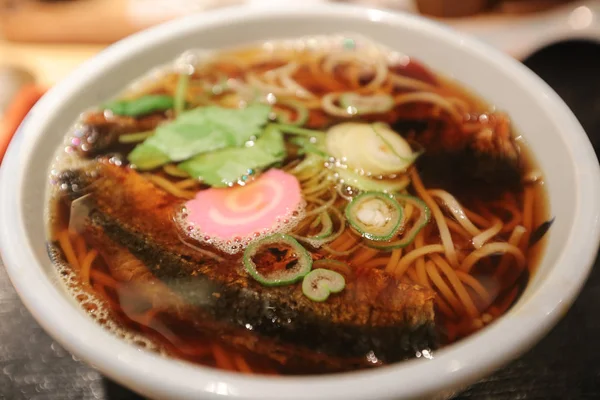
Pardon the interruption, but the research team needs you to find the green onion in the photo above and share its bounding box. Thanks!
[273,122,328,158]
[309,212,333,240]
[336,167,410,193]
[174,73,190,116]
[104,95,174,117]
[326,122,417,176]
[118,130,155,144]
[372,122,422,163]
[302,269,346,302]
[345,191,404,241]
[364,195,431,250]
[290,153,325,174]
[243,233,312,287]
[289,136,329,158]
[339,93,394,115]
[274,100,309,126]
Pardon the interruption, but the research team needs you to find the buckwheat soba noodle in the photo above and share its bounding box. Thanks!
[46,35,552,374]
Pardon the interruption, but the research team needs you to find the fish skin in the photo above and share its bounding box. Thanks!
[74,112,166,157]
[388,108,521,189]
[57,162,438,370]
[82,227,361,371]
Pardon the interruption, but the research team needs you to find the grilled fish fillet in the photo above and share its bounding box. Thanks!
[56,162,437,371]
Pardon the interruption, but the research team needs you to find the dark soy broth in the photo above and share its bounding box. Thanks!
[47,35,550,375]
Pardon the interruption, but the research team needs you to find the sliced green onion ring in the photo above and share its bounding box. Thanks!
[293,206,346,248]
[326,122,418,176]
[243,233,312,286]
[365,195,431,250]
[345,191,404,241]
[302,269,346,302]
[303,190,337,217]
[371,122,422,164]
[336,167,410,193]
[274,99,309,126]
[309,212,333,240]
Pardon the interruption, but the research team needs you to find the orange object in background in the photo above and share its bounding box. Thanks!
[0,84,46,164]
[0,0,145,44]
[415,0,490,17]
[415,0,575,17]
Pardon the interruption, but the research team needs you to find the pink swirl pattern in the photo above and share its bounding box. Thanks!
[184,169,303,241]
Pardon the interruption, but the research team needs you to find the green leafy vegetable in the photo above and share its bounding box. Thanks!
[146,103,271,161]
[128,142,170,170]
[128,103,272,169]
[178,124,286,187]
[104,95,174,117]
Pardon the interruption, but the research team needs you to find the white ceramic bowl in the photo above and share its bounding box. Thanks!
[1,4,599,400]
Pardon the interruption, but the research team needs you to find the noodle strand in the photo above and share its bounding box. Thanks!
[80,249,98,287]
[411,169,459,267]
[460,242,526,274]
[394,244,445,278]
[58,231,80,270]
[430,254,479,317]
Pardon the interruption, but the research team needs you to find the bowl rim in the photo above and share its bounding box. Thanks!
[1,3,600,400]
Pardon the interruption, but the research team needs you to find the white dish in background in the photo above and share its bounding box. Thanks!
[442,0,600,59]
[1,4,599,400]
[132,0,600,59]
[321,0,600,59]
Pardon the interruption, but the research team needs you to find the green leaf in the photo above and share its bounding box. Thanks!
[142,103,272,162]
[178,125,286,187]
[104,95,174,117]
[128,142,170,170]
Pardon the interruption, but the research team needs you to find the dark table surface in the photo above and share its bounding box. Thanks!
[1,40,599,400]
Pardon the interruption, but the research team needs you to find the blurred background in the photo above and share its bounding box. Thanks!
[0,0,596,86]
[0,0,599,399]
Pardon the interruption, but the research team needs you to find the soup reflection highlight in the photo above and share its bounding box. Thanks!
[47,35,551,375]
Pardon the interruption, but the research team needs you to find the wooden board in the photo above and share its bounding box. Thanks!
[0,39,104,86]
[0,0,241,44]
